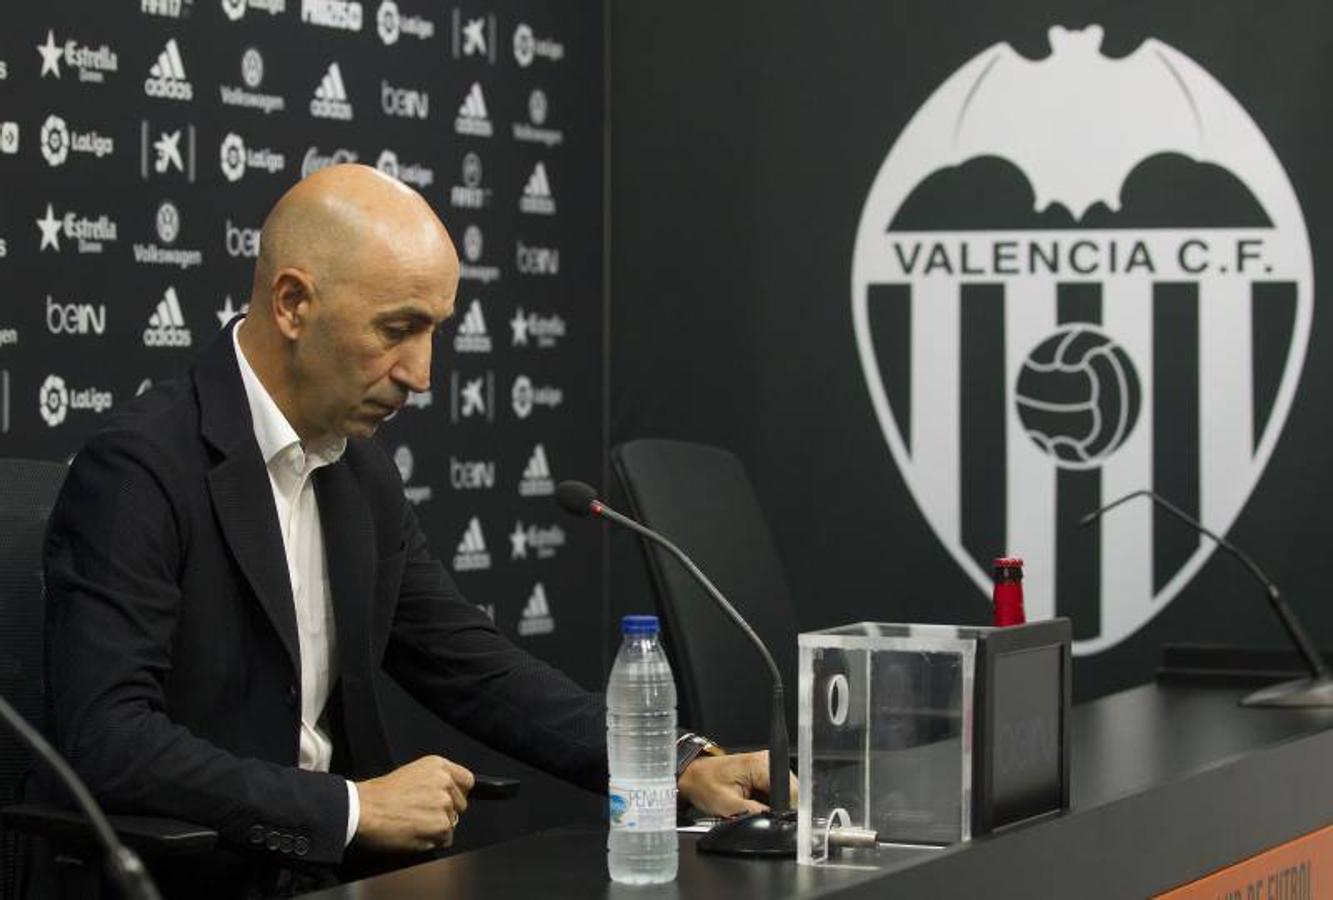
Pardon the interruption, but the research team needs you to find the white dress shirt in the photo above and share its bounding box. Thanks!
[233,322,361,846]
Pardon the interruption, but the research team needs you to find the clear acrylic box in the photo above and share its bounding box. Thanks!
[797,620,1071,866]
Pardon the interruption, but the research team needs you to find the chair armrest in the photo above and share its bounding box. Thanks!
[1,803,218,857]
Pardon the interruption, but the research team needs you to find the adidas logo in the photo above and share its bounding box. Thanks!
[310,62,353,120]
[143,285,193,347]
[144,38,193,100]
[453,299,492,353]
[517,583,554,636]
[519,443,554,496]
[519,161,556,215]
[454,82,493,137]
[452,516,491,571]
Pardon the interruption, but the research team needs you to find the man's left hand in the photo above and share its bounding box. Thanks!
[676,751,798,817]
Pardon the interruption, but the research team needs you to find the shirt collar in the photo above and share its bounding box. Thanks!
[232,319,346,468]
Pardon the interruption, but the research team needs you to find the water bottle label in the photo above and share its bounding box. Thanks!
[608,780,677,831]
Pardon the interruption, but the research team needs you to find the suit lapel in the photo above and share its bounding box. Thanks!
[313,462,374,678]
[314,460,392,774]
[195,320,300,676]
[208,455,300,673]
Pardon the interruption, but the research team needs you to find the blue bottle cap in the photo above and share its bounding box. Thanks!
[621,615,659,635]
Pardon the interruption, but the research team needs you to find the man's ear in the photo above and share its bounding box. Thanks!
[271,268,315,340]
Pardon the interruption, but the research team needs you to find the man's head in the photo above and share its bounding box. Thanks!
[239,163,459,441]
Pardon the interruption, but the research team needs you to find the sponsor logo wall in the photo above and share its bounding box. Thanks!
[0,2,604,683]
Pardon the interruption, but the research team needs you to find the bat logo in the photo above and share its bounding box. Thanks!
[850,25,1313,655]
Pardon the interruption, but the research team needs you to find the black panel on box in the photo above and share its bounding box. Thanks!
[991,646,1064,824]
[972,618,1073,836]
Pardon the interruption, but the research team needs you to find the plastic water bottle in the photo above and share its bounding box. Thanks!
[606,614,678,884]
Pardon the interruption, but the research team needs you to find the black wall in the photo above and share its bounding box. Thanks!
[609,0,1333,702]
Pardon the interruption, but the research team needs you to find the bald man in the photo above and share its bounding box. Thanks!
[43,165,784,891]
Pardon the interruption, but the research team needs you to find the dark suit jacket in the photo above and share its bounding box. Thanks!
[43,320,606,866]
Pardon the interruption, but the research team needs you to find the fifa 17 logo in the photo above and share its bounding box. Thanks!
[141,0,184,15]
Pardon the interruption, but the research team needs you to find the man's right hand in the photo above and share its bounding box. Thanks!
[354,755,475,852]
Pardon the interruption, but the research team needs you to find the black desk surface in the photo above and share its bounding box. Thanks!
[305,681,1333,899]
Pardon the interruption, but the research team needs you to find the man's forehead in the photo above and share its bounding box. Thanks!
[370,295,455,321]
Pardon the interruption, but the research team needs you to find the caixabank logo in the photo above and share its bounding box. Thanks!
[849,26,1312,656]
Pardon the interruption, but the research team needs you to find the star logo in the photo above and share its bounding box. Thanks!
[509,521,529,559]
[510,307,530,346]
[37,30,62,79]
[36,204,62,252]
[215,295,247,327]
[153,129,183,173]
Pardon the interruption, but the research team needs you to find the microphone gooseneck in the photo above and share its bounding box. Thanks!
[0,694,162,900]
[557,480,796,857]
[1083,489,1333,706]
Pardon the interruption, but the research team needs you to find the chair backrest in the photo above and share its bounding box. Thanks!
[611,440,798,748]
[0,459,68,810]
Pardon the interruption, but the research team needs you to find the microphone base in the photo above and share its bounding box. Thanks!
[1241,675,1333,708]
[696,809,797,858]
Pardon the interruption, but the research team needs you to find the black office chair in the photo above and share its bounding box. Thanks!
[611,440,800,749]
[0,458,216,898]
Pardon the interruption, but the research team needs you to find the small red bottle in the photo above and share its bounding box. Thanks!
[992,557,1026,627]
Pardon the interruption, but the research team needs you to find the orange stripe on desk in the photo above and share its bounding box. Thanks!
[1154,823,1332,899]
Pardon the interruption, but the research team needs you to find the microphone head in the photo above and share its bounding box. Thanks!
[555,480,600,517]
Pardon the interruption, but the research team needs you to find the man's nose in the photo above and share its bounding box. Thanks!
[392,334,433,394]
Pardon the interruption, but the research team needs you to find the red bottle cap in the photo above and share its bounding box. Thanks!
[993,556,1023,567]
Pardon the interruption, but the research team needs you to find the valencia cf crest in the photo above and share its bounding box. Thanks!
[850,25,1313,654]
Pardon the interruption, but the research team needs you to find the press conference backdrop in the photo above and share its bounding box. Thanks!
[0,0,605,847]
[611,0,1333,701]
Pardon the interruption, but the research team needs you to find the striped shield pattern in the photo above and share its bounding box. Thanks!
[850,26,1313,655]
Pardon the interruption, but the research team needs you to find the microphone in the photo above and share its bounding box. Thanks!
[556,480,796,857]
[1082,489,1333,708]
[0,694,162,900]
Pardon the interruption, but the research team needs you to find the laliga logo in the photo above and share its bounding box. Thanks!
[849,26,1313,655]
[40,115,69,166]
[39,375,69,426]
[377,0,399,44]
[220,132,246,181]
